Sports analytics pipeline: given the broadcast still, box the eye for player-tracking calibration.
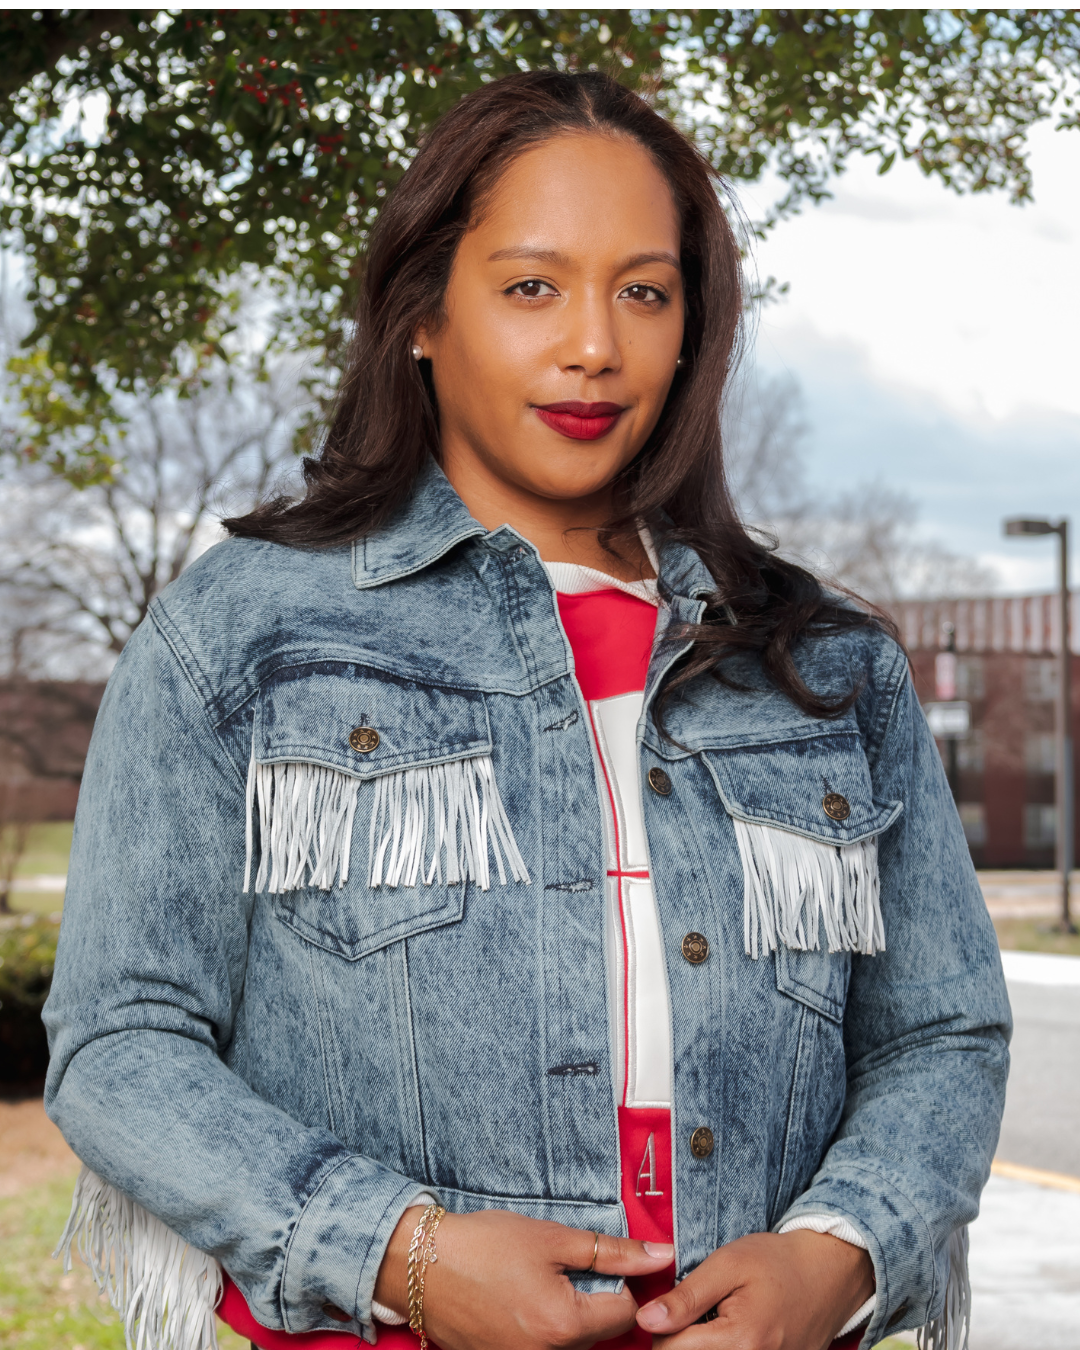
[620,283,668,306]
[507,278,558,299]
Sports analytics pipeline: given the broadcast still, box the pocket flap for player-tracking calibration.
[254,663,491,777]
[701,731,901,845]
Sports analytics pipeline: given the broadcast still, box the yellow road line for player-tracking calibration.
[992,1159,1080,1193]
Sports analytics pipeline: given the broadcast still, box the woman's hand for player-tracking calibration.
[373,1205,674,1349]
[635,1230,875,1349]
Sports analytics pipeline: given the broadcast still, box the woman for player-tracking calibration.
[45,71,1009,1350]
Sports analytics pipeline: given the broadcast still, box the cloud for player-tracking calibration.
[749,323,1080,595]
[739,119,1080,594]
[748,121,1080,423]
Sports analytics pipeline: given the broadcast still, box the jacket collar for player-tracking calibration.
[352,457,487,589]
[352,453,717,604]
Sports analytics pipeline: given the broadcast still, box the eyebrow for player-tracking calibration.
[487,246,680,270]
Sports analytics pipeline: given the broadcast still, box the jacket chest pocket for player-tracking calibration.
[774,944,851,1023]
[246,663,529,960]
[700,730,902,963]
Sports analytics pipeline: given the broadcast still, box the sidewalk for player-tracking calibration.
[967,947,1080,1348]
[979,870,1078,920]
[969,1171,1080,1350]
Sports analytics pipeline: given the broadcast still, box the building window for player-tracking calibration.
[1025,658,1057,703]
[1024,804,1057,848]
[1025,733,1057,776]
[958,803,987,847]
[956,658,985,700]
[957,730,984,773]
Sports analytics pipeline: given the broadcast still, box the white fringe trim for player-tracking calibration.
[918,1225,971,1350]
[244,754,530,894]
[734,818,885,958]
[55,1166,222,1350]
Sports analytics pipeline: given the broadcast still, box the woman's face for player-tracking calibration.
[419,132,684,512]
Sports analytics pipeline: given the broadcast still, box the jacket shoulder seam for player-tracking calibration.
[863,641,910,773]
[148,602,246,792]
[148,599,216,711]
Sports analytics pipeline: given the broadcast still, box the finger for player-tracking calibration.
[571,1287,641,1342]
[650,1323,730,1350]
[637,1263,735,1336]
[561,1228,675,1276]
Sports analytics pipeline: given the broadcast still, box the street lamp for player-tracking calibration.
[1003,516,1074,932]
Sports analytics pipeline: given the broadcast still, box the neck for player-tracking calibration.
[441,447,653,583]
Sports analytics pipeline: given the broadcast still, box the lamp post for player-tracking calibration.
[1004,517,1074,932]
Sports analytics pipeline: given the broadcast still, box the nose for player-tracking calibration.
[557,289,621,378]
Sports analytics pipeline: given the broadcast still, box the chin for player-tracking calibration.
[519,451,630,502]
[528,472,622,502]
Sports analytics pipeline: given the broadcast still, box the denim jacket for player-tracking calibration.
[44,460,1010,1348]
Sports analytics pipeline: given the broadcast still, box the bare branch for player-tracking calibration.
[0,318,310,677]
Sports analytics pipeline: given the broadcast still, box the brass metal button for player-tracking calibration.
[886,1301,910,1329]
[321,1304,352,1323]
[348,726,380,754]
[647,766,673,796]
[681,932,709,964]
[822,792,850,821]
[689,1126,715,1158]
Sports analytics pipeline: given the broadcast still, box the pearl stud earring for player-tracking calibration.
[411,344,424,361]
[675,355,685,368]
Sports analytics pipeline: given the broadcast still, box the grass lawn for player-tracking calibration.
[993,915,1080,957]
[0,1176,249,1350]
[5,822,73,918]
[12,823,75,880]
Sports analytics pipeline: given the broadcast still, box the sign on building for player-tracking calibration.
[924,701,971,740]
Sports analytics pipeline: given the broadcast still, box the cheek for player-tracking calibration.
[627,328,681,406]
[445,304,551,396]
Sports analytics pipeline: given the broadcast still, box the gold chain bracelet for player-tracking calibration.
[406,1202,446,1349]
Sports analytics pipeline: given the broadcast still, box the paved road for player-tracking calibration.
[960,952,1080,1350]
[969,1174,1080,1350]
[997,953,1080,1178]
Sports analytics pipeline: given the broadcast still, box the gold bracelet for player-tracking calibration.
[407,1202,446,1349]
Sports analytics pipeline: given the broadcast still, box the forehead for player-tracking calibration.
[469,131,680,257]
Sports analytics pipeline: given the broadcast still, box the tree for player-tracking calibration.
[2,8,1078,481]
[725,372,997,603]
[0,340,311,676]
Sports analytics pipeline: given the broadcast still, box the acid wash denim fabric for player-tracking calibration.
[44,458,1010,1348]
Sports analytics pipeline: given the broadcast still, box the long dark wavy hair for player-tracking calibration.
[226,70,890,717]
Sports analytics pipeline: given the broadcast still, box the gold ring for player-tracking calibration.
[588,1231,599,1272]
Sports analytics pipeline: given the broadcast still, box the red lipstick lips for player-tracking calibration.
[535,401,624,441]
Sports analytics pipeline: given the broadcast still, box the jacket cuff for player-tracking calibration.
[776,1161,937,1344]
[280,1153,437,1342]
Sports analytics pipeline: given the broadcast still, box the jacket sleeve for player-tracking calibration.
[775,653,1011,1346]
[43,617,430,1341]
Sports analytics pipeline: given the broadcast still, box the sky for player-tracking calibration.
[737,118,1080,595]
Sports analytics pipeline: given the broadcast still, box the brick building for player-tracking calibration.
[891,595,1079,868]
[0,680,106,821]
